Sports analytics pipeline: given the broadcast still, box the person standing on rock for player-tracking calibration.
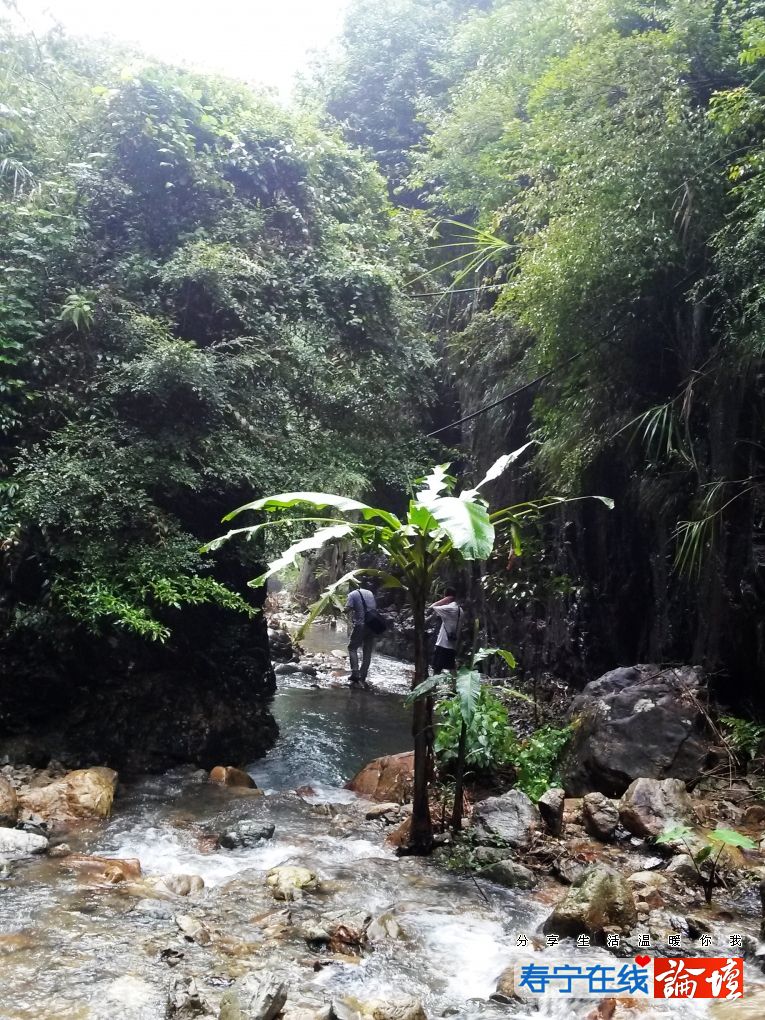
[430,588,463,673]
[345,581,380,686]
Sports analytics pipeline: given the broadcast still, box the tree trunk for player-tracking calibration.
[409,591,433,853]
[450,719,467,833]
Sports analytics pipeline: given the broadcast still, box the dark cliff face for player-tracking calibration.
[470,448,765,706]
[0,598,277,773]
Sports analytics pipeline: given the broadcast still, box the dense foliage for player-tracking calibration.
[319,0,765,697]
[0,26,431,660]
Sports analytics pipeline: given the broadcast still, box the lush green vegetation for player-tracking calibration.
[317,0,765,696]
[0,27,431,666]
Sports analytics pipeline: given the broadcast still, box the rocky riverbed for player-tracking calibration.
[2,642,765,1019]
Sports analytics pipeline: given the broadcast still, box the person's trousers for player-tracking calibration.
[348,624,376,680]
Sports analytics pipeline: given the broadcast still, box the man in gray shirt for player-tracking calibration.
[345,583,378,686]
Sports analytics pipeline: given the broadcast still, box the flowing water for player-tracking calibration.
[0,639,748,1018]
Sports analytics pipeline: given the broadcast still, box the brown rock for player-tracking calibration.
[744,804,765,827]
[62,854,142,884]
[346,752,414,804]
[385,816,412,848]
[583,792,619,842]
[618,777,694,838]
[0,776,18,827]
[18,767,117,826]
[208,766,256,789]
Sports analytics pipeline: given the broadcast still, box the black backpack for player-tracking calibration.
[361,590,388,635]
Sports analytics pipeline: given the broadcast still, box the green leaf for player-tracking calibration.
[709,828,756,850]
[461,442,535,499]
[250,524,354,587]
[225,492,401,530]
[456,668,482,725]
[426,496,495,560]
[415,463,455,501]
[694,846,712,864]
[472,646,517,670]
[405,673,451,703]
[656,823,693,845]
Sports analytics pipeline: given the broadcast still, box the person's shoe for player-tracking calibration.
[349,673,362,685]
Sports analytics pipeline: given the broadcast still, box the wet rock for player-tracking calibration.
[0,828,48,858]
[365,802,400,820]
[537,788,564,836]
[220,821,275,849]
[542,865,638,940]
[156,873,205,896]
[583,792,619,842]
[367,912,404,941]
[267,865,318,900]
[0,776,18,827]
[384,817,411,848]
[346,753,414,804]
[175,914,213,946]
[133,898,174,919]
[303,910,371,953]
[470,789,540,849]
[18,766,117,825]
[562,664,711,796]
[619,777,694,838]
[168,975,212,1017]
[209,766,257,789]
[665,853,699,884]
[274,662,303,675]
[282,1009,331,1020]
[62,853,141,883]
[331,996,427,1020]
[481,859,537,889]
[711,991,765,1018]
[219,972,288,1020]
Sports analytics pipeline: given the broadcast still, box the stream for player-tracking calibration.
[0,634,735,1019]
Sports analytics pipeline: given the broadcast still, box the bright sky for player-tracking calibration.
[12,0,350,96]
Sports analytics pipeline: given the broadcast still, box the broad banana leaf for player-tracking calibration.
[225,491,401,530]
[250,523,354,587]
[426,496,495,560]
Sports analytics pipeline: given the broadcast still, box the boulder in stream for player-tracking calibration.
[155,873,205,897]
[0,827,48,858]
[18,766,117,826]
[470,789,540,849]
[346,752,414,804]
[168,975,212,1017]
[618,777,694,838]
[220,821,275,849]
[219,972,287,1020]
[0,776,18,827]
[542,865,638,940]
[481,859,537,889]
[61,853,141,884]
[331,996,427,1020]
[209,766,257,789]
[562,664,711,796]
[267,865,318,900]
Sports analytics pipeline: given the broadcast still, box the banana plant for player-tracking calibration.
[206,445,613,853]
[408,646,528,831]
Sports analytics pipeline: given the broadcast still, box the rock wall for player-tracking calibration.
[0,598,277,773]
